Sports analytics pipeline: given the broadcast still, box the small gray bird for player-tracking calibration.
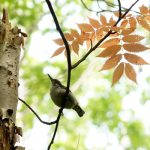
[48,74,85,117]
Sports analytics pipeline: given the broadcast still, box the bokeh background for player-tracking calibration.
[0,0,150,149]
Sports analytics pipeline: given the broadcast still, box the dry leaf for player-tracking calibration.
[99,38,120,48]
[51,47,65,57]
[122,35,145,43]
[71,40,79,54]
[53,38,64,45]
[129,17,137,28]
[121,27,135,35]
[124,53,149,65]
[137,16,150,31]
[108,17,116,26]
[120,19,128,28]
[145,15,150,23]
[100,54,122,70]
[114,11,122,18]
[100,15,107,25]
[88,17,101,28]
[78,23,94,32]
[125,63,137,83]
[97,45,121,57]
[64,33,74,41]
[139,5,149,14]
[123,43,149,52]
[70,29,79,38]
[112,62,124,86]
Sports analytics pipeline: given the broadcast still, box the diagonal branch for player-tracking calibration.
[72,0,139,69]
[18,98,57,125]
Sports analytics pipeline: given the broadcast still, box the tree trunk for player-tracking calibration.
[0,9,25,150]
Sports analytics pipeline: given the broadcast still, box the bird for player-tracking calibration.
[48,74,85,117]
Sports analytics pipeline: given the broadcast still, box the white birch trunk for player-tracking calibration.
[0,9,24,122]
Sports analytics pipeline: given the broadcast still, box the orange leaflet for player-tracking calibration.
[53,38,64,45]
[70,29,79,39]
[88,17,101,29]
[112,62,124,86]
[97,45,121,57]
[124,53,149,65]
[121,27,135,36]
[139,5,149,14]
[99,38,120,48]
[77,23,94,32]
[51,47,65,57]
[125,63,137,83]
[64,33,74,41]
[120,19,128,28]
[100,54,122,70]
[123,43,149,52]
[71,40,79,54]
[129,17,137,28]
[100,15,107,25]
[137,16,150,31]
[122,35,145,43]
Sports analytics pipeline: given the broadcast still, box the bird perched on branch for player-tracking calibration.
[48,74,85,117]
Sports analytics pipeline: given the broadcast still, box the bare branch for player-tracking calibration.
[18,98,57,125]
[45,0,72,149]
[117,0,122,20]
[45,0,72,92]
[72,0,139,69]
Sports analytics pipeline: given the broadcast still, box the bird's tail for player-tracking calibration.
[73,105,85,117]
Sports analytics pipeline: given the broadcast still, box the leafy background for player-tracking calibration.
[1,0,150,150]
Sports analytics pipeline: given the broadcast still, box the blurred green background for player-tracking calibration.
[0,0,150,150]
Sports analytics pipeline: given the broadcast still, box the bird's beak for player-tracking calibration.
[48,74,53,83]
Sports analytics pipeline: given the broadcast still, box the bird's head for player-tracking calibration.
[48,74,63,87]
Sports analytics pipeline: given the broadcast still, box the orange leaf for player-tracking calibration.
[97,45,121,57]
[112,62,124,86]
[100,54,122,70]
[64,33,74,41]
[139,5,149,14]
[124,53,149,65]
[120,19,128,28]
[71,40,79,54]
[123,43,149,52]
[129,17,137,28]
[108,17,116,26]
[51,47,65,57]
[125,63,137,83]
[137,16,150,31]
[70,29,79,38]
[145,15,150,23]
[88,17,101,28]
[122,35,145,43]
[53,38,64,45]
[100,15,107,25]
[99,38,120,48]
[121,27,135,35]
[78,23,94,32]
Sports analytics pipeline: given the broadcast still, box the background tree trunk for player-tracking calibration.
[0,9,25,150]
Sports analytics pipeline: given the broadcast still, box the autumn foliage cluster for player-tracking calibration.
[52,5,150,85]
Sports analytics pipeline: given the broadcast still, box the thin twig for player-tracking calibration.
[47,108,62,150]
[18,98,57,125]
[45,0,72,149]
[45,0,71,92]
[72,0,139,69]
[117,0,122,20]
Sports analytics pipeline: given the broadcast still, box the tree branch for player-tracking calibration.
[18,98,57,125]
[72,0,139,69]
[45,0,72,149]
